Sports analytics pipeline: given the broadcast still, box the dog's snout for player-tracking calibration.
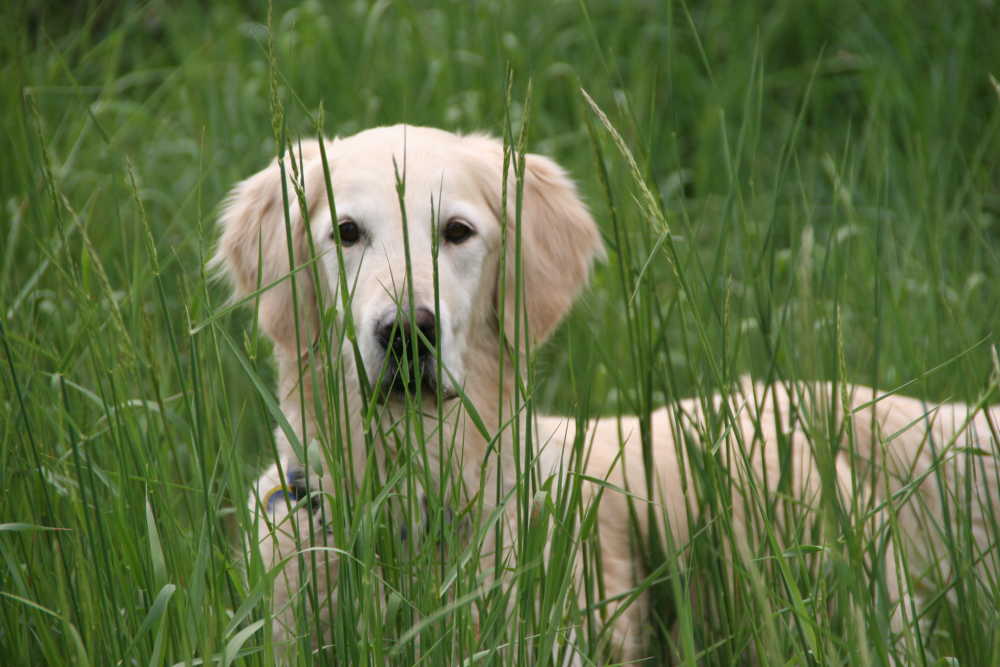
[376,306,437,357]
[371,305,448,398]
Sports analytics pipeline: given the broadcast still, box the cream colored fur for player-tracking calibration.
[215,124,999,662]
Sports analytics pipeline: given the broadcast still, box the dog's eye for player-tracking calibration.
[442,218,475,245]
[335,219,362,246]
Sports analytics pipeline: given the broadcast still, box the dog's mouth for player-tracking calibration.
[368,308,460,403]
[374,353,456,402]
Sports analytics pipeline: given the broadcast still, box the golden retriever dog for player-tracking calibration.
[214,124,999,662]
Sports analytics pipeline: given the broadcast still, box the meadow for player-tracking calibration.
[2,0,999,664]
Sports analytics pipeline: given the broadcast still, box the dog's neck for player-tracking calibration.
[270,328,532,501]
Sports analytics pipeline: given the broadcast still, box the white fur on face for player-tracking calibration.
[310,129,501,399]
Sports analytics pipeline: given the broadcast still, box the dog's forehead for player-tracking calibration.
[329,126,493,201]
[336,124,467,154]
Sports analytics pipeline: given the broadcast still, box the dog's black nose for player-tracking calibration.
[376,307,437,358]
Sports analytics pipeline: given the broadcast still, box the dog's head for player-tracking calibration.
[214,125,603,401]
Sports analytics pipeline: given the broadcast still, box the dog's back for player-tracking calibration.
[559,378,999,657]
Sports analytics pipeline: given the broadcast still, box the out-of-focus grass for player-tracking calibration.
[2,1,998,664]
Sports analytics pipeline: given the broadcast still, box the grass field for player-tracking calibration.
[3,0,1000,664]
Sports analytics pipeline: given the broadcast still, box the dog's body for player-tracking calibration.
[215,125,999,661]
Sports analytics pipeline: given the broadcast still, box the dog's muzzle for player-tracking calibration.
[374,306,443,398]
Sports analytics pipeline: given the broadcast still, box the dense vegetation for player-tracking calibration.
[3,1,999,664]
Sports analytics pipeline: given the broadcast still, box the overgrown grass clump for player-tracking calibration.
[2,1,999,665]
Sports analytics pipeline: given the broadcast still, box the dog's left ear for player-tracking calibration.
[504,153,605,347]
[211,142,329,360]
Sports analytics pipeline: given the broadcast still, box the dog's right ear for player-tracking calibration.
[212,141,328,358]
[512,152,605,347]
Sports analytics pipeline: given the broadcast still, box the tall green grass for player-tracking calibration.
[3,0,999,664]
